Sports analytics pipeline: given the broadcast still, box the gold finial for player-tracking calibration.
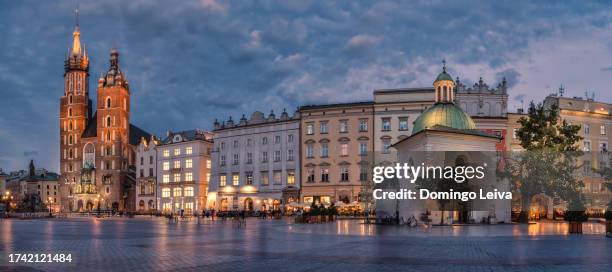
[71,3,82,55]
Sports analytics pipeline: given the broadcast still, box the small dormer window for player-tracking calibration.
[173,135,182,143]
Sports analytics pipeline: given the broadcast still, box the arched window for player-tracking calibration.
[443,86,448,101]
[106,97,111,108]
[69,135,73,145]
[69,121,73,131]
[69,95,73,104]
[68,108,72,117]
[106,116,112,127]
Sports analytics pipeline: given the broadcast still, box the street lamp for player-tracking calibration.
[96,194,101,217]
[47,197,53,217]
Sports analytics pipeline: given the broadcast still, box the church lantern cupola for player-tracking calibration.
[99,48,129,90]
[433,60,455,103]
[64,7,88,73]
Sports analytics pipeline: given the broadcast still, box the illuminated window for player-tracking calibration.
[206,159,211,169]
[185,159,193,168]
[174,148,180,156]
[232,173,240,186]
[186,146,193,154]
[246,172,253,185]
[162,174,169,183]
[206,173,210,182]
[184,187,194,197]
[601,125,606,135]
[219,175,227,187]
[185,172,193,182]
[162,188,170,197]
[163,161,169,171]
[173,173,181,182]
[163,150,169,157]
[173,160,180,169]
[341,143,349,156]
[287,170,295,184]
[173,188,181,197]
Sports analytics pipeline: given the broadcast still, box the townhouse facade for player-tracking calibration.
[299,102,374,206]
[135,136,158,212]
[210,110,300,212]
[157,130,213,214]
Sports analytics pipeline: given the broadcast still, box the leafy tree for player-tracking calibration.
[596,156,612,216]
[503,102,583,222]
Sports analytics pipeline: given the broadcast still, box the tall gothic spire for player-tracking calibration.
[72,5,81,56]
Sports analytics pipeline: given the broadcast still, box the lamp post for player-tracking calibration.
[96,194,101,217]
[47,197,53,217]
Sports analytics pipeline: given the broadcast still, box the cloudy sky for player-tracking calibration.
[1,0,612,172]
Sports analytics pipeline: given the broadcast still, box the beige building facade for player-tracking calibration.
[299,102,374,206]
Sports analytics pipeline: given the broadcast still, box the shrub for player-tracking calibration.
[564,211,588,222]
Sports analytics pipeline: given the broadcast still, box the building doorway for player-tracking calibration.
[244,198,254,211]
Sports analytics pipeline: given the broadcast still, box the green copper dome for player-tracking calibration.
[412,102,476,135]
[434,70,453,83]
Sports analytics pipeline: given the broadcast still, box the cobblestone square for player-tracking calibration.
[0,217,610,271]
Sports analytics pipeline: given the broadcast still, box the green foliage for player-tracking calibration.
[309,202,320,216]
[516,102,582,151]
[500,101,584,219]
[564,196,587,222]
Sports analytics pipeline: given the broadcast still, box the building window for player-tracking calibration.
[382,118,391,131]
[287,149,294,161]
[382,139,391,154]
[163,150,169,157]
[233,140,239,148]
[246,153,253,164]
[106,116,111,127]
[274,151,281,162]
[106,97,111,108]
[173,188,181,197]
[232,173,240,186]
[184,187,194,197]
[321,143,329,157]
[320,122,328,134]
[512,129,518,139]
[340,167,349,182]
[173,173,181,182]
[185,172,193,182]
[273,171,282,185]
[162,161,169,171]
[307,144,314,158]
[600,142,608,153]
[583,160,591,176]
[321,168,329,182]
[162,174,169,183]
[233,154,239,165]
[601,125,606,135]
[186,147,193,155]
[206,159,211,169]
[173,160,181,169]
[139,169,144,178]
[341,143,349,156]
[307,168,315,183]
[247,138,252,146]
[174,148,180,156]
[306,123,314,135]
[246,172,253,185]
[287,134,294,142]
[262,137,268,145]
[162,188,170,197]
[219,175,227,187]
[287,170,295,184]
[149,168,153,177]
[359,142,368,156]
[583,140,591,152]
[261,172,269,186]
[398,117,408,131]
[274,135,281,144]
[340,120,348,133]
[584,124,590,134]
[220,141,225,150]
[185,159,193,169]
[262,152,268,163]
[359,119,368,132]
[360,166,368,181]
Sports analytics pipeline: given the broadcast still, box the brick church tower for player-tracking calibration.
[93,49,133,211]
[59,13,90,209]
[59,9,150,213]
